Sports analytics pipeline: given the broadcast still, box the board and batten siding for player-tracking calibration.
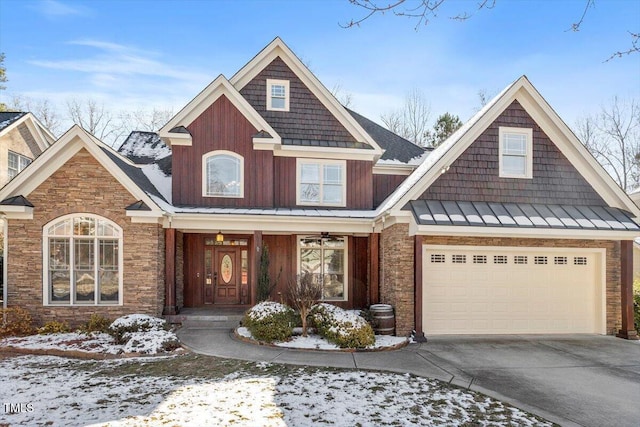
[172,95,274,207]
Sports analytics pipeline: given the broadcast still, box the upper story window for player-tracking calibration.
[266,79,290,111]
[202,150,244,198]
[44,214,122,306]
[297,159,346,207]
[499,127,533,179]
[8,151,32,180]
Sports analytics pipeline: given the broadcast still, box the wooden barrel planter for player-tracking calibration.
[370,304,395,335]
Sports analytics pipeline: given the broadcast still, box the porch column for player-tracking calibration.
[413,235,426,342]
[617,240,638,339]
[252,230,262,306]
[163,228,177,315]
[368,233,379,305]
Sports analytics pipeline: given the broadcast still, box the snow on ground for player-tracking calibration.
[0,355,552,427]
[237,326,407,350]
[1,329,179,355]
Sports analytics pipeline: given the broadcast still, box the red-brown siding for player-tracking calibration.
[373,174,408,207]
[172,95,274,207]
[273,158,373,209]
[420,100,606,205]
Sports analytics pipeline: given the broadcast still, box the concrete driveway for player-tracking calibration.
[417,335,640,427]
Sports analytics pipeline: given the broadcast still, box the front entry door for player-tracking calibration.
[204,247,241,304]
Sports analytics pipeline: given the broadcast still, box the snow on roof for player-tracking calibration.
[118,131,171,164]
[142,162,172,204]
[374,77,518,215]
[0,112,26,131]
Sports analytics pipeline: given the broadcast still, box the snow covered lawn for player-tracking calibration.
[236,326,407,350]
[0,354,554,426]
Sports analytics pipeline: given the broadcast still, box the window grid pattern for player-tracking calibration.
[494,255,508,264]
[430,254,445,263]
[554,256,568,265]
[46,216,121,305]
[514,255,528,264]
[451,254,466,264]
[8,151,32,180]
[473,255,487,264]
[574,257,588,266]
[534,256,548,265]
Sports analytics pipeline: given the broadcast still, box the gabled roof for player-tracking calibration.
[0,112,26,131]
[346,108,427,165]
[378,76,640,219]
[158,74,281,147]
[0,111,55,152]
[118,131,171,164]
[0,125,166,219]
[229,37,383,158]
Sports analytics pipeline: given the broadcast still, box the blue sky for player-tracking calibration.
[0,0,638,137]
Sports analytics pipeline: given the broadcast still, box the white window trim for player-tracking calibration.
[42,213,124,306]
[266,79,290,112]
[8,150,32,180]
[498,126,533,179]
[297,235,349,302]
[202,150,245,198]
[296,158,347,207]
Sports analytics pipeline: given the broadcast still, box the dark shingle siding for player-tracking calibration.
[346,108,426,163]
[419,101,607,206]
[239,57,361,144]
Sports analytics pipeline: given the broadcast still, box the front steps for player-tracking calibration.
[165,311,244,331]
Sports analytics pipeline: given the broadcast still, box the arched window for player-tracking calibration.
[202,151,244,198]
[43,214,122,305]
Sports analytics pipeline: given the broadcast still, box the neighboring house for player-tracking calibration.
[0,38,637,340]
[628,189,640,280]
[0,112,55,187]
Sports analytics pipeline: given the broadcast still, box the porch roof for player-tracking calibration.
[409,200,640,231]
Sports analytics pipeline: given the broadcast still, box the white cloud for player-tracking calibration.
[31,0,88,17]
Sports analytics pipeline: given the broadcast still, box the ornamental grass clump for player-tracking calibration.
[311,303,375,348]
[243,301,295,343]
[0,307,34,337]
[38,320,71,335]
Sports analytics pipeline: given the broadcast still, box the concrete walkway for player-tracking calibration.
[177,328,640,427]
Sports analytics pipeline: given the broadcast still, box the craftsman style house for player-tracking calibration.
[1,38,637,340]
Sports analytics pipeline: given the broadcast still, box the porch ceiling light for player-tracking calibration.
[216,231,224,242]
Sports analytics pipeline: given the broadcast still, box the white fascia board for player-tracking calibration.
[0,114,28,138]
[515,83,640,218]
[159,75,281,147]
[170,214,375,234]
[230,38,382,157]
[274,145,377,161]
[409,221,640,240]
[0,205,33,219]
[372,165,415,176]
[162,133,192,146]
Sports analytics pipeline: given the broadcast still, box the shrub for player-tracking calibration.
[310,303,375,348]
[0,307,34,338]
[108,314,168,345]
[38,320,71,335]
[80,314,112,335]
[243,301,295,343]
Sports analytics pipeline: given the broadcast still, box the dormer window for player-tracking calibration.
[266,79,289,111]
[202,151,244,198]
[499,127,533,179]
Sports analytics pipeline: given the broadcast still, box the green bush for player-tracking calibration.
[310,303,375,349]
[80,314,112,335]
[38,320,71,335]
[108,314,168,345]
[243,301,295,343]
[0,307,34,337]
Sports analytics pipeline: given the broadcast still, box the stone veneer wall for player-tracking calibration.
[379,224,622,336]
[6,148,165,327]
[380,224,415,336]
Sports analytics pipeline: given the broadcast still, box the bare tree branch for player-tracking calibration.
[381,88,431,146]
[567,0,595,32]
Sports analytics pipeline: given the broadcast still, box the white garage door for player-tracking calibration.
[423,246,605,335]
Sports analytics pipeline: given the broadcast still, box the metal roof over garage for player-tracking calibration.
[408,200,640,231]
